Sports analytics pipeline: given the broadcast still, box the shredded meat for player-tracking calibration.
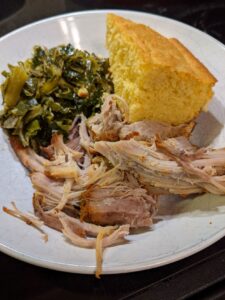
[33,194,63,231]
[120,120,194,142]
[88,95,194,143]
[3,201,48,241]
[10,137,48,173]
[7,94,225,277]
[87,94,125,141]
[81,178,157,228]
[94,138,225,195]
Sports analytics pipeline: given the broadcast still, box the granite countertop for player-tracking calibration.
[0,1,225,299]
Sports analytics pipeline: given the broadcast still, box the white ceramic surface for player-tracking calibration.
[0,10,225,275]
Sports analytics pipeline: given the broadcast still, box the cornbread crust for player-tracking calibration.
[169,38,217,84]
[106,14,217,124]
[107,14,216,84]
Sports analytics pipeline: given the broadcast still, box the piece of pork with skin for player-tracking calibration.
[33,195,130,249]
[32,161,156,228]
[81,176,158,228]
[88,95,194,143]
[119,120,195,142]
[94,139,225,195]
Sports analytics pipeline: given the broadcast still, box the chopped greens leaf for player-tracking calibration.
[0,44,114,149]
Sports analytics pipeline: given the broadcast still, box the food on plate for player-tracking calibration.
[0,14,221,277]
[0,44,113,150]
[106,14,217,124]
[6,94,225,277]
[88,96,225,196]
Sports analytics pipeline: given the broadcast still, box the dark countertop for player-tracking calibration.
[1,1,225,299]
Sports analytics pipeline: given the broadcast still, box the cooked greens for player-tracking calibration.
[0,44,113,149]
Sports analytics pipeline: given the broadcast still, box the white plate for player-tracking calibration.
[0,10,225,275]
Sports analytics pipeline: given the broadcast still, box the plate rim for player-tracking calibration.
[1,9,225,274]
[0,224,225,274]
[0,9,225,52]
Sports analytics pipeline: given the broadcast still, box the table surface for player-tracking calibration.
[1,1,225,299]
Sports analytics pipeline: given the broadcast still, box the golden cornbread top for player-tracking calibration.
[107,14,217,85]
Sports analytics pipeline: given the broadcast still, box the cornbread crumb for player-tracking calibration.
[106,14,217,124]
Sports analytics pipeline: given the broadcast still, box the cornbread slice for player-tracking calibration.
[106,14,217,124]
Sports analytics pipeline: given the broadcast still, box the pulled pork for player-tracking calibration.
[6,94,225,276]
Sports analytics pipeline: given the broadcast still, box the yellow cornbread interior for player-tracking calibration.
[106,14,217,125]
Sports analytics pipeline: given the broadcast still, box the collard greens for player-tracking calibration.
[0,44,113,150]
